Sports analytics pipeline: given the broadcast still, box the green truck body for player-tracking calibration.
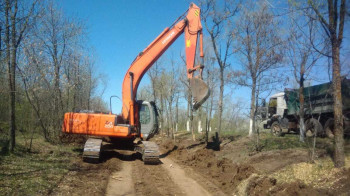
[262,78,350,137]
[285,78,350,116]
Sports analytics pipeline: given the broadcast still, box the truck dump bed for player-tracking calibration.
[285,78,350,116]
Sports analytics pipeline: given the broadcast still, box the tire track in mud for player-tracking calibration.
[161,158,215,196]
[104,149,224,196]
[106,161,135,196]
[131,159,184,196]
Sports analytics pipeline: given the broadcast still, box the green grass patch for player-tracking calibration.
[248,132,342,153]
[0,134,82,195]
[259,133,307,151]
[218,130,248,138]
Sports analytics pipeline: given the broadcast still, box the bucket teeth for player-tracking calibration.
[189,78,210,110]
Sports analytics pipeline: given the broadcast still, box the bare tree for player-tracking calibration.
[147,59,164,132]
[15,1,105,142]
[287,9,321,142]
[137,85,153,101]
[30,2,84,138]
[307,0,347,168]
[199,0,239,135]
[164,55,180,140]
[180,55,196,140]
[202,52,218,142]
[4,0,38,151]
[232,0,283,137]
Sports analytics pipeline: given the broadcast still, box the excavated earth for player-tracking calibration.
[52,133,350,196]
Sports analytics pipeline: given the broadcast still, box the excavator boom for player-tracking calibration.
[121,3,210,124]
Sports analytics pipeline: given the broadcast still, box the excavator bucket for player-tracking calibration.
[190,78,210,110]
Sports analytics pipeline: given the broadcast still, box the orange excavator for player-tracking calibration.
[62,3,210,164]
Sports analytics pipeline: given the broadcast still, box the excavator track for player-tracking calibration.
[137,141,160,164]
[83,138,103,163]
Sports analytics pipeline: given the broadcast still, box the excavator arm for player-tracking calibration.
[122,3,210,125]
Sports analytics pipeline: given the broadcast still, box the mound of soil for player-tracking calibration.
[329,168,350,195]
[235,174,277,196]
[155,135,350,195]
[269,180,329,196]
[173,147,257,194]
[245,149,309,173]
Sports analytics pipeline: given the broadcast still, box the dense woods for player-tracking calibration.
[0,0,348,169]
[0,0,107,147]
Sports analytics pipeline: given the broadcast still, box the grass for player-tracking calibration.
[0,134,82,195]
[258,133,307,151]
[247,131,342,152]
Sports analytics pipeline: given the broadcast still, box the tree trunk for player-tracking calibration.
[168,101,174,140]
[10,5,18,152]
[332,42,345,168]
[5,0,11,150]
[175,95,178,133]
[249,78,256,137]
[6,0,17,152]
[218,67,224,134]
[158,93,162,135]
[87,67,92,110]
[187,89,195,140]
[299,74,305,142]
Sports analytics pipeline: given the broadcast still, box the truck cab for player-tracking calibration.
[260,92,294,136]
[267,92,287,118]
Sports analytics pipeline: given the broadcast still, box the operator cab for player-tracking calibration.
[137,100,158,140]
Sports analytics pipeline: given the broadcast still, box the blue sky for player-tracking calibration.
[58,0,198,113]
[57,0,349,114]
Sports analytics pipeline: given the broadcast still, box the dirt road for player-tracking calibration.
[53,135,350,196]
[105,151,220,196]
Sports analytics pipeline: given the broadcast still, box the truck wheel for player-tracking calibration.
[271,121,282,136]
[324,118,334,139]
[325,116,350,138]
[305,118,324,137]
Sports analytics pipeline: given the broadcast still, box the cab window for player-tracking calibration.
[139,104,151,124]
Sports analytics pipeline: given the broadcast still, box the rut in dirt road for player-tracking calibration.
[106,161,135,196]
[104,153,222,196]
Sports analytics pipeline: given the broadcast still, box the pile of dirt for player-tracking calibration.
[235,173,277,196]
[269,180,329,195]
[159,138,177,151]
[327,168,350,195]
[245,149,309,173]
[155,135,350,195]
[235,173,331,196]
[174,147,257,194]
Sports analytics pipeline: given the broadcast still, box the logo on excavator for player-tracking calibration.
[186,40,191,47]
[162,31,175,44]
[69,118,80,123]
[105,121,113,129]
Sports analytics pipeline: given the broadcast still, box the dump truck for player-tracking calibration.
[261,78,350,137]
